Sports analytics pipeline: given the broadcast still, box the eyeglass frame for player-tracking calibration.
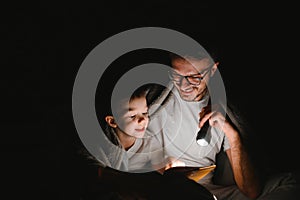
[168,63,215,86]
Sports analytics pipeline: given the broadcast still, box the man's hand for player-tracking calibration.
[164,156,186,171]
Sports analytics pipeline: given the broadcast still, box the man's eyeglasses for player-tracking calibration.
[168,64,214,86]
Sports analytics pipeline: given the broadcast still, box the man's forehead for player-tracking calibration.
[172,57,211,71]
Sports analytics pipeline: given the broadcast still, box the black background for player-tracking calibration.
[3,1,299,199]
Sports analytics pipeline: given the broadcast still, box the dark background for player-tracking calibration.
[3,1,299,199]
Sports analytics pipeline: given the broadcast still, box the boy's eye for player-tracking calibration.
[143,112,149,117]
[130,115,136,119]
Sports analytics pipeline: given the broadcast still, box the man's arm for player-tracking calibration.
[225,132,262,199]
[224,102,264,199]
[200,105,263,199]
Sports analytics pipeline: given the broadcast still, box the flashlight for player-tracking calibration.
[196,120,211,146]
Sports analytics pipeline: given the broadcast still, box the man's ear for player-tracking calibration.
[105,116,117,128]
[210,62,219,77]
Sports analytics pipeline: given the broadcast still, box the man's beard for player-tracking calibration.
[180,87,208,102]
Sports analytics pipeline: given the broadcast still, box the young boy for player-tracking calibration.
[98,83,167,173]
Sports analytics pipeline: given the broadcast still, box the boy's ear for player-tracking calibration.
[105,116,117,128]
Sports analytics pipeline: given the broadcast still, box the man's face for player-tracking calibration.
[170,56,215,102]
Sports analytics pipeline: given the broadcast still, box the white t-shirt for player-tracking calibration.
[94,132,164,173]
[147,83,230,182]
[127,135,165,173]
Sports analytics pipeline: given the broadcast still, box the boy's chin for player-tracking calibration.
[134,132,146,139]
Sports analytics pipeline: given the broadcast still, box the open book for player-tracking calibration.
[163,165,216,182]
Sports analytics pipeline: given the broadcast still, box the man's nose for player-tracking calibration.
[179,77,191,89]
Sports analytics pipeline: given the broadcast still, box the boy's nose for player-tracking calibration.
[138,116,145,123]
[137,116,147,123]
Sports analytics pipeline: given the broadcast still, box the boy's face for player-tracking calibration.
[117,96,149,138]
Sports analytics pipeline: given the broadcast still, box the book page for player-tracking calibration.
[164,165,216,182]
[186,165,216,182]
